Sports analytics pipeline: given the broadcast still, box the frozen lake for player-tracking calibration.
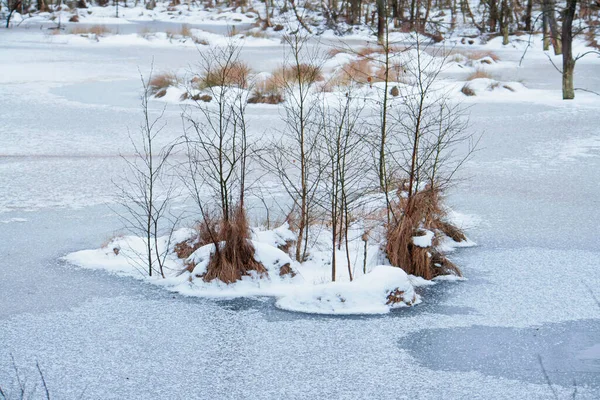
[0,27,599,398]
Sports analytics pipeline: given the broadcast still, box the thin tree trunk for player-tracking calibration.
[543,0,562,55]
[562,0,577,99]
[543,13,550,50]
[376,0,386,43]
[524,0,533,31]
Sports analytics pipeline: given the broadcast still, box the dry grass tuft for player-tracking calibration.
[199,61,250,89]
[180,24,192,38]
[461,84,476,96]
[149,72,177,95]
[166,24,192,40]
[175,219,220,260]
[271,64,324,87]
[355,45,403,57]
[279,263,296,277]
[468,50,500,62]
[248,90,284,104]
[202,207,268,284]
[248,75,285,104]
[466,69,492,81]
[386,288,417,305]
[324,58,405,91]
[191,93,212,102]
[193,37,209,46]
[71,25,111,36]
[385,186,463,280]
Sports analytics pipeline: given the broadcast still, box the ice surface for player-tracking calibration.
[1,27,599,399]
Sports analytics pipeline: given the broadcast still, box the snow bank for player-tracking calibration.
[275,265,420,315]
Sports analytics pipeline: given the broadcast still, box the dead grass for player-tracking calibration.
[270,64,324,87]
[248,89,284,104]
[175,219,220,260]
[199,61,250,89]
[180,24,192,37]
[166,24,192,40]
[323,58,405,91]
[149,72,177,95]
[202,207,268,284]
[70,25,111,36]
[461,84,476,96]
[191,94,212,102]
[139,27,156,39]
[355,45,403,57]
[247,76,284,104]
[385,186,463,280]
[466,69,492,81]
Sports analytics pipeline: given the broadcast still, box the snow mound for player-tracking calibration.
[275,265,420,315]
[186,239,294,278]
[461,78,526,97]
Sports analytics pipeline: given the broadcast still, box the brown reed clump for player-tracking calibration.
[385,186,463,280]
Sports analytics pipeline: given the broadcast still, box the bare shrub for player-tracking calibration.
[181,43,259,283]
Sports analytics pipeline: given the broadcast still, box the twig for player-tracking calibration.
[543,51,563,74]
[36,361,51,400]
[582,281,600,308]
[537,354,559,400]
[574,88,600,96]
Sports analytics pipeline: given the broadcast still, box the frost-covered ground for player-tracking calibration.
[1,26,599,398]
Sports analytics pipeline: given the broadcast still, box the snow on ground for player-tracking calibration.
[276,265,420,314]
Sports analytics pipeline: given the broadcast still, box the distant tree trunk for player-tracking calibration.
[423,0,432,32]
[500,0,510,45]
[524,0,532,31]
[37,0,48,11]
[377,0,386,43]
[561,0,577,99]
[487,0,499,32]
[409,0,416,29]
[349,0,361,24]
[542,0,562,55]
[543,13,550,50]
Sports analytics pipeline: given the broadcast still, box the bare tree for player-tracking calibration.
[261,33,326,262]
[318,88,370,281]
[115,71,178,278]
[183,42,251,221]
[383,34,476,278]
[181,42,264,283]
